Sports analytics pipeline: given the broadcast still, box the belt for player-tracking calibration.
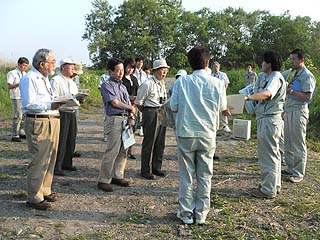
[26,114,60,119]
[143,106,160,109]
[108,114,128,116]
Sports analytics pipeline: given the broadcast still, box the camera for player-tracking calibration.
[159,97,166,104]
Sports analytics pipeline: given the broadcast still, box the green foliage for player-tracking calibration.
[83,1,320,71]
[0,67,12,118]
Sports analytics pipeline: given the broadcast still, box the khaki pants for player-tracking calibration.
[284,109,309,178]
[257,116,282,197]
[11,99,25,137]
[25,116,60,203]
[177,137,215,223]
[98,116,128,183]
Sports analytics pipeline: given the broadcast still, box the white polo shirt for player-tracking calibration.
[7,67,26,99]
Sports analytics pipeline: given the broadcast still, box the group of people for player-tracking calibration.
[6,47,316,226]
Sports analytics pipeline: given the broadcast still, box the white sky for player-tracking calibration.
[0,0,318,66]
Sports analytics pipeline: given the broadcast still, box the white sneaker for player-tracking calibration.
[222,125,232,133]
[177,211,194,224]
[138,128,144,136]
[289,176,304,183]
[196,219,206,225]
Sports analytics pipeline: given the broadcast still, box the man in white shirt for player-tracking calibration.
[212,61,232,133]
[51,59,83,176]
[20,48,64,210]
[171,46,229,224]
[7,57,29,142]
[133,57,148,136]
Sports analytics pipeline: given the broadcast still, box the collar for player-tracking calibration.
[31,67,48,80]
[110,77,123,84]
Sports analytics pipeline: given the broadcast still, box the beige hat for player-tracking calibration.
[74,63,83,75]
[175,69,187,78]
[152,59,170,70]
[60,58,76,66]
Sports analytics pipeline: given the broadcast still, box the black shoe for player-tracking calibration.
[73,151,81,157]
[213,154,219,160]
[19,134,26,139]
[140,173,155,180]
[128,153,136,159]
[11,137,22,142]
[152,170,167,177]
[54,170,65,176]
[62,166,77,171]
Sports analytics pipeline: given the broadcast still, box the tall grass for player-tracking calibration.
[0,67,13,118]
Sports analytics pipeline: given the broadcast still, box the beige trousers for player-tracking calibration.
[98,116,128,183]
[25,116,60,203]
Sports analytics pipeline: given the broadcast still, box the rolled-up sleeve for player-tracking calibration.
[170,80,179,112]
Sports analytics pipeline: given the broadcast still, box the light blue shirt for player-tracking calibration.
[20,67,58,114]
[170,69,227,138]
[254,71,286,120]
[284,66,316,111]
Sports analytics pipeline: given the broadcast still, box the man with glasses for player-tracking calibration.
[51,59,83,176]
[20,49,64,210]
[136,59,169,180]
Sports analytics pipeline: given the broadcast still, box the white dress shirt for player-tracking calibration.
[20,67,58,115]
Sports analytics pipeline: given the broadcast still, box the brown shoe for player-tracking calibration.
[97,182,113,192]
[44,193,58,202]
[111,178,130,187]
[26,200,51,210]
[251,188,275,199]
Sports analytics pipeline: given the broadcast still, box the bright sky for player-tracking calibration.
[0,0,318,66]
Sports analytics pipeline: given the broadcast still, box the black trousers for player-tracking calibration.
[141,107,166,174]
[55,111,77,170]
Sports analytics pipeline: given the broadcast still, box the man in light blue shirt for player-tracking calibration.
[170,46,229,224]
[283,49,316,183]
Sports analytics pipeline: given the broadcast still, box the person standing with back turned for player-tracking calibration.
[20,48,64,210]
[171,46,228,224]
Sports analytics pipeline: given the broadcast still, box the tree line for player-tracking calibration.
[83,0,320,71]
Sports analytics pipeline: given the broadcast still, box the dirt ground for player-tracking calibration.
[0,107,319,239]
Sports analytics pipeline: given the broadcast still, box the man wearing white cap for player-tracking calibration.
[51,59,81,176]
[136,59,169,180]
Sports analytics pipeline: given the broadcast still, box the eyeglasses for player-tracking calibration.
[45,60,56,64]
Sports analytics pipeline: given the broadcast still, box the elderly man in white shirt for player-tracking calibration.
[212,61,232,133]
[51,59,82,176]
[20,48,64,210]
[7,57,29,142]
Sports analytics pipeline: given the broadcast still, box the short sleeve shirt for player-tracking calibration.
[101,77,131,115]
[212,71,230,86]
[136,76,167,108]
[7,68,25,99]
[284,67,316,112]
[255,71,286,119]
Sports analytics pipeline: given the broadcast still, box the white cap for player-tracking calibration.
[152,59,170,70]
[175,69,187,78]
[60,58,76,66]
